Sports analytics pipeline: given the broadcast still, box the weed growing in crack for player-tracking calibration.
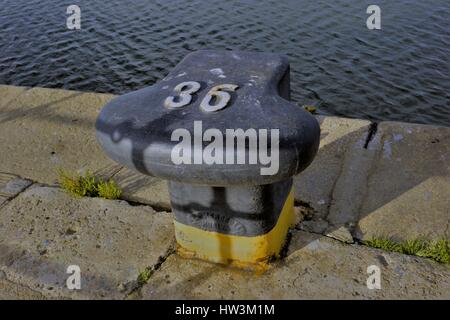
[401,239,428,255]
[364,238,402,253]
[137,267,153,285]
[416,239,450,265]
[58,169,122,200]
[364,237,450,265]
[97,179,122,199]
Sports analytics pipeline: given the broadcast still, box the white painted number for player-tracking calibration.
[164,81,201,109]
[200,84,239,113]
[164,81,238,112]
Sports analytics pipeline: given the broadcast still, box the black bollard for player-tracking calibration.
[95,50,320,266]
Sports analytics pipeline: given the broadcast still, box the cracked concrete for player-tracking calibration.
[326,120,381,229]
[295,117,450,243]
[137,231,449,299]
[0,85,449,299]
[355,122,450,241]
[127,245,176,299]
[294,116,372,224]
[294,116,382,239]
[0,173,32,207]
[0,185,174,299]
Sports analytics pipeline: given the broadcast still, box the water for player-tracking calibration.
[1,0,449,126]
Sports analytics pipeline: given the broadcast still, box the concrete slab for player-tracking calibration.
[0,276,47,300]
[355,122,450,241]
[0,85,28,109]
[0,86,118,185]
[294,116,373,230]
[0,173,32,207]
[137,230,449,299]
[1,86,449,300]
[0,185,175,299]
[0,86,170,208]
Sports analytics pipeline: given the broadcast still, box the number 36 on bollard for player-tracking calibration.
[164,81,239,112]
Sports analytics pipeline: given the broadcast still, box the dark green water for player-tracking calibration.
[1,0,449,125]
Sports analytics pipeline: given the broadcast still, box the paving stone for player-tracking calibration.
[355,122,450,241]
[0,173,32,207]
[137,230,449,300]
[0,185,175,299]
[0,275,47,299]
[0,85,28,109]
[0,86,117,185]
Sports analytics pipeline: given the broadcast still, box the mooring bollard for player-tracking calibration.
[95,50,320,267]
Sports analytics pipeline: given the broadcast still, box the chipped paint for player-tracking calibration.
[232,53,241,60]
[210,68,224,76]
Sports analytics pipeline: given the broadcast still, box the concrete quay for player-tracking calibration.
[0,85,448,299]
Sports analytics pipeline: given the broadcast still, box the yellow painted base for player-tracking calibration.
[174,187,295,267]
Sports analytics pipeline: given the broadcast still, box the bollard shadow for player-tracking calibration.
[170,185,277,266]
[289,116,449,254]
[0,92,89,127]
[112,169,166,195]
[174,187,233,265]
[92,163,123,181]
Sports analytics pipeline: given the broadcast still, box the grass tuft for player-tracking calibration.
[58,170,122,200]
[364,237,450,265]
[416,239,450,265]
[97,180,123,200]
[137,267,153,285]
[363,238,402,253]
[401,238,427,256]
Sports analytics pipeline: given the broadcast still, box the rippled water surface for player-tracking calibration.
[1,0,449,125]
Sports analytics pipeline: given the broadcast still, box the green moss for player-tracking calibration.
[364,237,450,265]
[58,170,122,200]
